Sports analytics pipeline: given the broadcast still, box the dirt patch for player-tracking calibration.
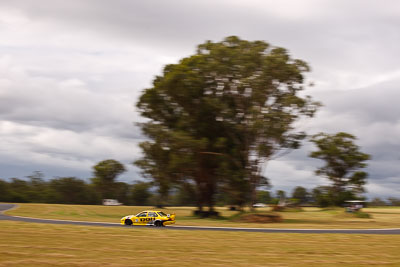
[235,213,282,223]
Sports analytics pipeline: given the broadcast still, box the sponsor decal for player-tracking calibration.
[140,218,156,222]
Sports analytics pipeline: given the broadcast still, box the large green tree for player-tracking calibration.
[91,159,126,199]
[310,132,370,205]
[291,186,308,204]
[136,36,319,211]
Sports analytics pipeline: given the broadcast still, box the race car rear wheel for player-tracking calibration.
[124,219,133,225]
[154,221,164,227]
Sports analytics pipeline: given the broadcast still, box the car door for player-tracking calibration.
[147,212,158,224]
[135,211,148,225]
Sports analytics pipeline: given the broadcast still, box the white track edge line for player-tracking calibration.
[9,215,120,225]
[0,204,19,214]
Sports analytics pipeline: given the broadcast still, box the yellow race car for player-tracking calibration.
[121,210,176,227]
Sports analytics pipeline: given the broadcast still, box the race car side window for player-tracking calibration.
[148,212,157,217]
[137,212,147,217]
[157,212,167,217]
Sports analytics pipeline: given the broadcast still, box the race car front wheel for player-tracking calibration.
[124,219,133,225]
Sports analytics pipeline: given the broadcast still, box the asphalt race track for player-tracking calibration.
[1,203,400,234]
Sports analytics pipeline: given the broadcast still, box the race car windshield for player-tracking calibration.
[157,212,167,216]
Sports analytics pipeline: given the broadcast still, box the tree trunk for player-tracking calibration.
[196,181,204,212]
[249,162,261,211]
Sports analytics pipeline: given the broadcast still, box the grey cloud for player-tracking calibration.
[0,121,143,181]
[0,55,147,139]
[3,0,400,63]
[314,79,400,124]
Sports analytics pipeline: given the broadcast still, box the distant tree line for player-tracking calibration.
[255,186,400,207]
[0,160,152,206]
[2,169,398,207]
[369,197,400,206]
[0,175,196,206]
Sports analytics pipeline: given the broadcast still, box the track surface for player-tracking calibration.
[1,203,400,234]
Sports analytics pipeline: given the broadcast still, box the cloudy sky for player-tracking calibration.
[1,0,399,198]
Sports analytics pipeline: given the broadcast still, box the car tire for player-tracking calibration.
[125,219,133,225]
[155,221,164,227]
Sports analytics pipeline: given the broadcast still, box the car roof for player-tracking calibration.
[140,210,163,212]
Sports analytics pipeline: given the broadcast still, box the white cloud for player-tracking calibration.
[367,181,400,197]
[0,120,142,179]
[265,158,327,190]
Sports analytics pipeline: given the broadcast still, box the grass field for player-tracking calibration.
[2,204,400,266]
[1,220,400,266]
[5,203,400,229]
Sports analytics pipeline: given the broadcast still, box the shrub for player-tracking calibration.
[354,211,371,218]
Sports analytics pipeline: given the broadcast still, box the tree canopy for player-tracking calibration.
[291,186,308,204]
[91,159,126,199]
[136,36,320,211]
[310,132,370,205]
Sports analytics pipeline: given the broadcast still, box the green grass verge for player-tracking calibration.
[1,221,400,266]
